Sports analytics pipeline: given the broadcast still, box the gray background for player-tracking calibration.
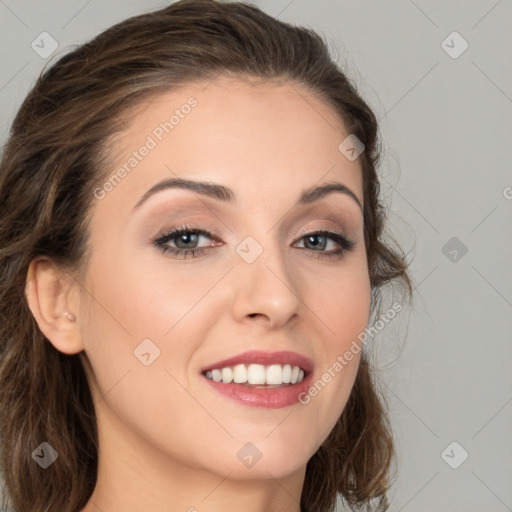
[1,1,511,510]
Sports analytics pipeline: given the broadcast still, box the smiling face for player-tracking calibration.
[76,75,371,483]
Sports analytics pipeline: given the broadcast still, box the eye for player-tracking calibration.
[153,225,355,260]
[293,230,355,260]
[153,224,219,259]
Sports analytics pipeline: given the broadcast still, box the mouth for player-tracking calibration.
[202,363,307,387]
[200,350,313,408]
[201,349,313,385]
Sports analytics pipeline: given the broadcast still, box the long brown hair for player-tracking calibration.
[0,1,412,511]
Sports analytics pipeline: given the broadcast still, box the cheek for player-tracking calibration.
[84,244,224,342]
[306,252,371,344]
[320,277,370,339]
[298,255,371,434]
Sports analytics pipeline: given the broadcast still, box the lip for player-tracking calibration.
[200,350,314,374]
[200,350,314,409]
[202,371,314,408]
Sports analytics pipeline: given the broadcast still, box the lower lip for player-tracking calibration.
[202,373,313,409]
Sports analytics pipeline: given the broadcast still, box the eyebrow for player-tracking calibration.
[133,178,363,212]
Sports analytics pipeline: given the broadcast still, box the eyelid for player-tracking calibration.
[152,223,220,246]
[293,224,347,241]
[153,221,349,245]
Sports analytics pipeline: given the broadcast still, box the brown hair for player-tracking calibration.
[0,1,412,511]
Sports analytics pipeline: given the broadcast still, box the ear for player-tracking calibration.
[25,257,85,355]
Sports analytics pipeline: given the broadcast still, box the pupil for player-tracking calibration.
[307,235,326,250]
[177,232,197,248]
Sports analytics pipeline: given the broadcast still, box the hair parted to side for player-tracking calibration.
[0,1,412,511]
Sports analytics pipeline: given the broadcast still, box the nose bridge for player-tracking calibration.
[230,230,302,327]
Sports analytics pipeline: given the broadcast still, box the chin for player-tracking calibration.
[212,434,316,480]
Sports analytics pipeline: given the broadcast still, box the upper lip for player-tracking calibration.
[201,350,313,375]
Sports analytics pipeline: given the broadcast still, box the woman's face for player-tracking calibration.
[78,76,370,481]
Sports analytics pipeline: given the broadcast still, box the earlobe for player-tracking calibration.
[25,258,84,355]
[59,311,77,322]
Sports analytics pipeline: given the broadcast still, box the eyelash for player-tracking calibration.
[153,223,356,260]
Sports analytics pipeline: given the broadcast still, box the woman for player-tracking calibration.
[0,1,411,511]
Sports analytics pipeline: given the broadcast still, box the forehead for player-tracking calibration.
[96,75,363,214]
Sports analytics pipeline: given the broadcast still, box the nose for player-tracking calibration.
[230,243,303,329]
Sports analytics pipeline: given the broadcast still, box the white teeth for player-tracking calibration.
[221,367,233,384]
[266,364,283,385]
[233,364,247,383]
[204,363,306,385]
[282,364,292,383]
[211,369,222,382]
[247,364,266,385]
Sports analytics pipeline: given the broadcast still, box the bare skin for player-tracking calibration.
[26,75,370,512]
